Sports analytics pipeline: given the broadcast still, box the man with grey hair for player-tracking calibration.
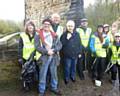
[51,13,64,39]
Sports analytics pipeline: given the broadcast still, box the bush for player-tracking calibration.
[0,20,24,34]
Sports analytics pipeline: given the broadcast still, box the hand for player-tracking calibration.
[78,54,82,58]
[48,49,54,55]
[46,45,51,50]
[18,59,23,65]
[67,33,72,40]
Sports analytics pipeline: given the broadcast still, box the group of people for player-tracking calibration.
[18,13,120,96]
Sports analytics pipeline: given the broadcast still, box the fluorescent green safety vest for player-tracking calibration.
[35,51,41,60]
[20,33,35,60]
[77,27,92,48]
[111,45,120,65]
[20,33,41,60]
[92,35,106,57]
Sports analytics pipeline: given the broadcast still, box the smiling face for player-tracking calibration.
[51,13,60,24]
[66,20,75,33]
[43,21,51,32]
[25,21,35,35]
[80,21,88,28]
[67,25,74,32]
[97,26,103,34]
[104,26,109,33]
[115,36,120,43]
[114,33,120,43]
[27,23,34,32]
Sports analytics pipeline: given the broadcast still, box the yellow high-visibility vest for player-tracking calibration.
[92,35,106,57]
[77,27,92,48]
[111,45,120,65]
[20,33,35,60]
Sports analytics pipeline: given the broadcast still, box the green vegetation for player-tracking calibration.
[0,61,20,91]
[0,20,24,34]
[85,0,120,31]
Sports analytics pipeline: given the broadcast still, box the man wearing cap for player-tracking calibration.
[76,18,92,80]
[34,19,62,96]
[109,32,120,90]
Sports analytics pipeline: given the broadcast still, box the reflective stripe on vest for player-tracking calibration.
[20,33,35,60]
[111,45,120,65]
[93,35,106,57]
[77,28,91,48]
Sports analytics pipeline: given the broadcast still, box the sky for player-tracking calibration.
[84,0,95,8]
[0,0,94,22]
[0,0,25,21]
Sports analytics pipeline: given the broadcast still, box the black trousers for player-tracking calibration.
[92,57,106,80]
[77,53,85,79]
[111,63,120,84]
[77,51,92,79]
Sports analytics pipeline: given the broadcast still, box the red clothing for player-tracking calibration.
[36,29,56,44]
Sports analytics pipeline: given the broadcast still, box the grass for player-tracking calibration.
[0,60,21,91]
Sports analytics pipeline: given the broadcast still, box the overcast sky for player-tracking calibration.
[0,0,94,21]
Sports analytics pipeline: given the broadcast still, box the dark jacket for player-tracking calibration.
[60,31,82,58]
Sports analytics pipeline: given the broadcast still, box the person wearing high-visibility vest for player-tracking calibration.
[89,25,109,86]
[47,13,64,86]
[103,24,111,71]
[18,20,37,91]
[51,13,64,39]
[76,18,92,80]
[34,19,62,96]
[103,24,111,43]
[109,32,120,90]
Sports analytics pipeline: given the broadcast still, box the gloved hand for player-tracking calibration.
[78,54,82,58]
[18,58,24,65]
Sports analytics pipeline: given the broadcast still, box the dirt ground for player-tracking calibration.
[0,61,119,96]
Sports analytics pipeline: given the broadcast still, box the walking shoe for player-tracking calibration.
[111,80,116,86]
[50,89,62,95]
[39,92,45,96]
[79,76,85,80]
[64,79,69,85]
[70,77,76,83]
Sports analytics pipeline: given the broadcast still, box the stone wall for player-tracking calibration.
[25,0,71,27]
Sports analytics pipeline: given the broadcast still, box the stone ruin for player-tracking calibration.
[25,0,85,27]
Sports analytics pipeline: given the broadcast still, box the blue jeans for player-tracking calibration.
[38,57,58,93]
[64,57,77,81]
